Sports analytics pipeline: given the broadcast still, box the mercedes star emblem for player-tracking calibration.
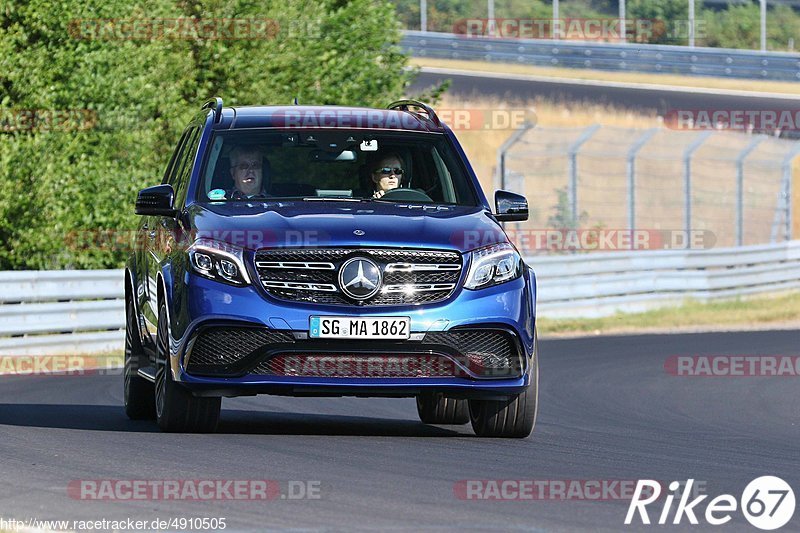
[339,257,381,300]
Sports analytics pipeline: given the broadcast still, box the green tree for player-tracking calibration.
[0,0,414,269]
[627,0,688,45]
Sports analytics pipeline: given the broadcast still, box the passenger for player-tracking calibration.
[369,153,405,199]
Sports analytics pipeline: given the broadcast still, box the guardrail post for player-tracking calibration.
[567,125,601,225]
[626,128,658,234]
[683,131,713,248]
[736,135,766,246]
[496,121,535,192]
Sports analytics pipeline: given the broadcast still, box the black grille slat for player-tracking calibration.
[254,248,462,306]
[259,269,334,283]
[384,271,459,284]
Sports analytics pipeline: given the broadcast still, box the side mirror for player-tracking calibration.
[494,190,528,222]
[136,184,177,217]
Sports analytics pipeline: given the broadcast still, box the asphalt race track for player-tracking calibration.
[410,69,800,117]
[0,330,798,531]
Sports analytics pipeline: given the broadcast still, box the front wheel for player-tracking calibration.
[469,342,539,438]
[154,302,221,433]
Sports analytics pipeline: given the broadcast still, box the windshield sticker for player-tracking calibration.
[208,189,227,200]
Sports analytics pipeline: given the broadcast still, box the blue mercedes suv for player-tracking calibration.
[125,97,538,437]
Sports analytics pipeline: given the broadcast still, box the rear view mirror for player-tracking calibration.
[136,184,177,217]
[494,190,528,222]
[308,150,357,162]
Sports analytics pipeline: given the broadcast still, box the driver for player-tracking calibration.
[227,145,269,199]
[369,153,404,199]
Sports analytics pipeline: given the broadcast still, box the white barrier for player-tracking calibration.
[0,241,797,354]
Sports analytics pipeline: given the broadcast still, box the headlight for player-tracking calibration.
[188,238,251,286]
[464,242,522,290]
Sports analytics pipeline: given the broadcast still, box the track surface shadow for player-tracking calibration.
[0,404,466,437]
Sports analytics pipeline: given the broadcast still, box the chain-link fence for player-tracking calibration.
[497,124,800,254]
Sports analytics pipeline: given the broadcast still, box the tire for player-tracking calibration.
[416,393,470,425]
[154,302,221,433]
[469,336,539,438]
[124,297,155,420]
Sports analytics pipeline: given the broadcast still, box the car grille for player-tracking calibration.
[186,326,296,374]
[185,327,523,379]
[424,330,522,378]
[254,248,462,306]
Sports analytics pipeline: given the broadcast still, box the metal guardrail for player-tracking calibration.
[533,240,800,318]
[0,242,797,354]
[402,30,800,81]
[0,270,124,356]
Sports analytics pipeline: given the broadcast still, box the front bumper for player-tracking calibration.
[169,270,536,397]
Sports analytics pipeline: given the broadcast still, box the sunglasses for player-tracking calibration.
[373,167,404,176]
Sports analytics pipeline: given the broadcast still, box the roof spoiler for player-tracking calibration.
[202,97,224,123]
[387,100,442,128]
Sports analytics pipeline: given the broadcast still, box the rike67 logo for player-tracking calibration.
[626,477,795,530]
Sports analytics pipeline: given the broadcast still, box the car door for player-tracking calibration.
[139,129,191,344]
[143,125,203,340]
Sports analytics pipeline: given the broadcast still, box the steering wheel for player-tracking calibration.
[378,188,434,202]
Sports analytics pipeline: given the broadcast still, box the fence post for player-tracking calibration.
[496,121,535,192]
[683,131,713,248]
[626,128,658,234]
[567,124,601,225]
[778,141,800,241]
[735,135,766,246]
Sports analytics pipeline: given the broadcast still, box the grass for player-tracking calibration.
[412,57,800,95]
[538,291,800,336]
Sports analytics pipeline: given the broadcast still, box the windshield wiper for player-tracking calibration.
[300,197,372,202]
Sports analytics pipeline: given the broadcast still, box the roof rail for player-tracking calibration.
[202,97,223,123]
[387,99,442,128]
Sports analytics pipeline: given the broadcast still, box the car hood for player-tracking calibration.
[186,201,507,253]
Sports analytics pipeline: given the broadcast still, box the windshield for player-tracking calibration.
[196,130,479,206]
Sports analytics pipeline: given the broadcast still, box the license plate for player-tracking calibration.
[309,316,411,340]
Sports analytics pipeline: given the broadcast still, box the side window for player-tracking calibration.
[161,130,190,185]
[172,127,201,208]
